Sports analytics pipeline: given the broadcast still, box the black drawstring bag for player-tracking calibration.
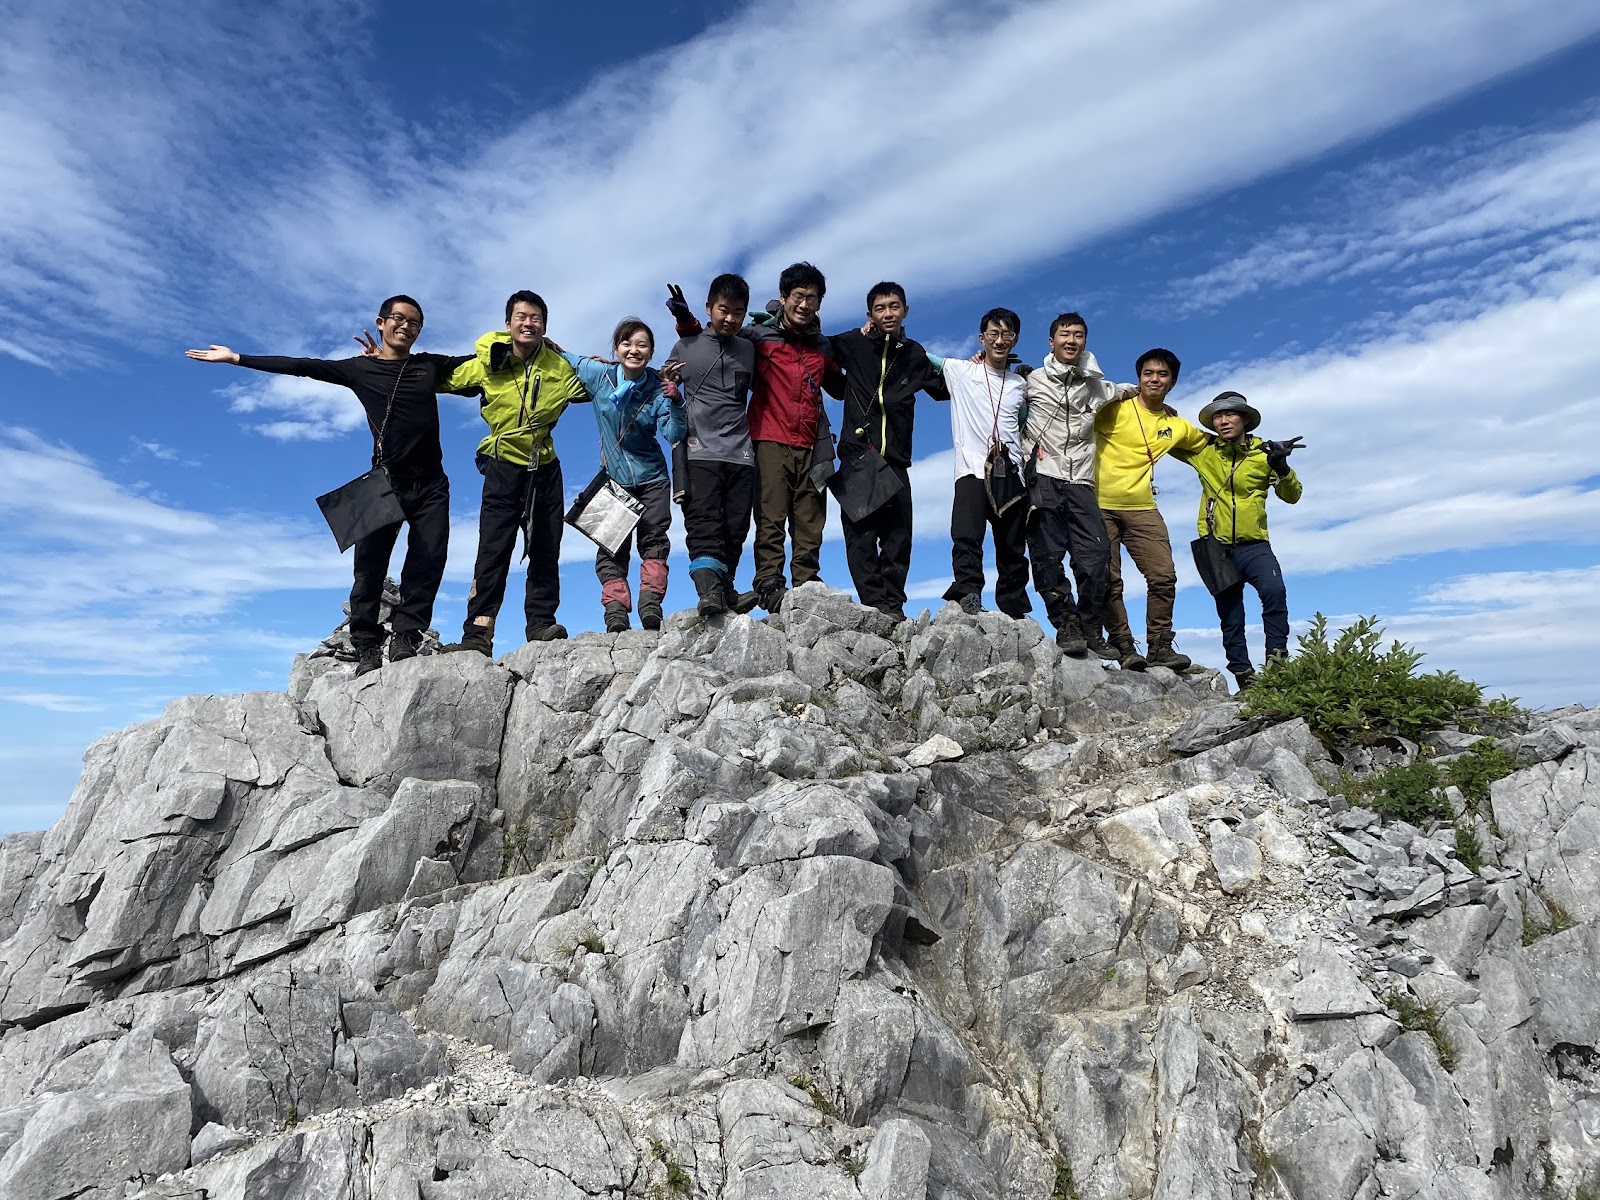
[1190,497,1243,595]
[316,361,408,552]
[828,441,905,521]
[317,467,405,552]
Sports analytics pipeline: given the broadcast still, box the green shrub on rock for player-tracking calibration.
[1241,614,1482,746]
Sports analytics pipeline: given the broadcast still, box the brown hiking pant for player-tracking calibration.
[1101,507,1176,647]
[752,440,826,591]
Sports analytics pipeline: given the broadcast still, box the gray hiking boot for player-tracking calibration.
[604,603,631,633]
[387,631,421,662]
[354,645,383,677]
[958,593,983,615]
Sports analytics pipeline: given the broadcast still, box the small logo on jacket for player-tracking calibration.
[1156,428,1173,440]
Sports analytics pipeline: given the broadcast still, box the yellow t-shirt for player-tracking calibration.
[1093,398,1209,510]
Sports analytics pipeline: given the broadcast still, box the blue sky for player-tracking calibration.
[4,0,1600,834]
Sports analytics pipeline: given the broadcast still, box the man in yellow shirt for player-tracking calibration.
[1093,348,1209,670]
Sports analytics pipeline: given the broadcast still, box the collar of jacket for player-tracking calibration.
[482,333,557,374]
[865,327,907,351]
[1041,347,1105,383]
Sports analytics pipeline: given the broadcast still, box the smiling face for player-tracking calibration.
[1211,410,1247,441]
[378,302,423,353]
[869,293,907,337]
[705,295,748,337]
[506,301,546,355]
[614,328,654,376]
[781,285,822,330]
[1138,360,1175,406]
[980,318,1018,369]
[1050,322,1086,365]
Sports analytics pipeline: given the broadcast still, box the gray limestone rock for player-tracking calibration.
[1208,820,1264,894]
[0,1030,190,1200]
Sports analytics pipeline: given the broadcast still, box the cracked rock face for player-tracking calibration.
[1,583,1597,1199]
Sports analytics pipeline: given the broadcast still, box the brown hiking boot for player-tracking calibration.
[1112,639,1147,671]
[1146,639,1192,671]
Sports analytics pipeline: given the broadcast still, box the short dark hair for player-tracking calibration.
[779,261,826,299]
[706,273,750,309]
[505,290,548,323]
[611,316,654,351]
[979,307,1020,336]
[866,281,907,309]
[1049,312,1088,338]
[1135,348,1181,382]
[378,295,423,324]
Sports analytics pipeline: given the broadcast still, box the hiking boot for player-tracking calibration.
[387,632,421,662]
[1112,640,1147,671]
[1054,615,1088,657]
[875,603,907,625]
[691,568,726,617]
[527,624,569,642]
[638,590,664,631]
[1233,669,1256,693]
[958,593,983,615]
[757,584,787,614]
[603,603,631,633]
[731,589,761,615]
[354,646,383,677]
[1145,639,1192,671]
[443,634,493,657]
[1082,625,1120,662]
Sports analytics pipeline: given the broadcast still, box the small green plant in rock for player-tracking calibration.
[650,1157,692,1198]
[1386,989,1457,1071]
[500,823,532,878]
[838,1151,868,1179]
[1367,760,1451,823]
[1241,615,1482,746]
[1522,892,1578,944]
[788,1073,839,1119]
[1052,1154,1083,1200]
[1452,821,1484,873]
[577,928,605,955]
[1482,694,1528,723]
[1445,739,1524,807]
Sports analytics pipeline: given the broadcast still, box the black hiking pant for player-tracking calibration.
[464,453,564,640]
[683,459,755,583]
[349,471,450,650]
[842,464,913,610]
[1027,476,1110,631]
[943,475,1031,617]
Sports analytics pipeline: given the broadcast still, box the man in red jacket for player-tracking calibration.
[674,262,841,612]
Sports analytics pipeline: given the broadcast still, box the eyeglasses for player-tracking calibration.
[981,329,1018,344]
[384,314,422,330]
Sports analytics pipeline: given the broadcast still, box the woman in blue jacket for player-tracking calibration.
[562,318,686,631]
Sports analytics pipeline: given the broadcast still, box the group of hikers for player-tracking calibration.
[185,264,1304,692]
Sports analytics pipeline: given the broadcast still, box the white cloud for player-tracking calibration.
[8,0,1600,384]
[1169,112,1600,313]
[0,427,347,674]
[0,691,105,714]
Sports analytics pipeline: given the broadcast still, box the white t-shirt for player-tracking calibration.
[941,359,1026,481]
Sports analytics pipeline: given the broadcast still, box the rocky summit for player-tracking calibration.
[0,583,1596,1199]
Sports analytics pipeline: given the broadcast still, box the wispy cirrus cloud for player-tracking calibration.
[1167,111,1600,314]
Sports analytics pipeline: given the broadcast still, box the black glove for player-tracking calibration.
[665,284,694,326]
[1262,436,1304,476]
[1005,352,1033,378]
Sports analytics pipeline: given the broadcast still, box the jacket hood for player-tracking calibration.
[1040,348,1105,383]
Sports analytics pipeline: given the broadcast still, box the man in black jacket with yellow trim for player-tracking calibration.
[825,282,947,621]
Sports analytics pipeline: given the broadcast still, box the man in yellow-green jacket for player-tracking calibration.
[1171,391,1304,691]
[446,290,588,651]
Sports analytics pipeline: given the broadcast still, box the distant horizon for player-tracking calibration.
[4,0,1600,834]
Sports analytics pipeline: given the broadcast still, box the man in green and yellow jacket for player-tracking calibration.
[1171,391,1304,691]
[446,290,588,651]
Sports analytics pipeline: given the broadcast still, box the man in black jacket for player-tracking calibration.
[186,295,470,676]
[825,282,948,621]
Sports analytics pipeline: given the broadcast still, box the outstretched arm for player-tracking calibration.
[185,345,352,385]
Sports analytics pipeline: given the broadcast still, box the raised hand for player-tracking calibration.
[665,284,694,325]
[184,345,239,363]
[1263,436,1305,475]
[354,329,380,357]
[660,358,685,385]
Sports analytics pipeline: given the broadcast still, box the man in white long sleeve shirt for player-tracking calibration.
[933,307,1031,618]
